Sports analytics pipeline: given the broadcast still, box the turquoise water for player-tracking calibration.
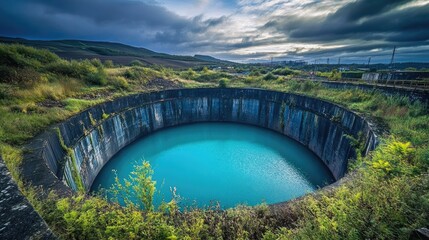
[91,123,334,209]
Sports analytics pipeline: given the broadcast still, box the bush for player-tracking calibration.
[329,69,341,81]
[44,59,107,86]
[286,80,320,92]
[44,60,96,79]
[249,70,261,77]
[272,67,297,76]
[195,72,229,82]
[0,44,61,85]
[201,66,210,74]
[0,66,41,86]
[0,44,60,69]
[0,84,9,99]
[123,67,159,83]
[179,68,197,79]
[129,60,144,67]
[110,161,156,211]
[109,76,129,89]
[218,78,228,88]
[263,73,277,81]
[85,68,107,85]
[103,60,114,68]
[89,58,103,68]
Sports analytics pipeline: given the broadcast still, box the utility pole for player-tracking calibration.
[270,57,273,65]
[338,57,341,65]
[312,59,317,78]
[390,46,396,67]
[327,58,330,65]
[367,57,371,66]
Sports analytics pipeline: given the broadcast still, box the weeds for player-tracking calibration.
[0,43,428,239]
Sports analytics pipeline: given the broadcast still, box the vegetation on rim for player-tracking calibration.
[0,44,428,239]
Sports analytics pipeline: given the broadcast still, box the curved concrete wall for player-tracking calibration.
[22,88,378,194]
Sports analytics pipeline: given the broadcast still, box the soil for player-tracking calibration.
[144,78,183,90]
[77,90,114,100]
[36,99,65,108]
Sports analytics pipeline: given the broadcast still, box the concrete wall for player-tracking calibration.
[320,81,429,103]
[362,71,429,81]
[22,88,378,195]
[0,157,56,239]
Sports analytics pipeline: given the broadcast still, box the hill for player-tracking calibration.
[194,54,234,64]
[0,37,231,68]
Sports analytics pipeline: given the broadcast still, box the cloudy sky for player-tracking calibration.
[1,0,428,63]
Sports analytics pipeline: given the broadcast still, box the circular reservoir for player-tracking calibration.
[91,122,334,209]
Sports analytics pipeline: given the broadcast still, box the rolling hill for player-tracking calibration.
[0,36,232,68]
[193,54,234,64]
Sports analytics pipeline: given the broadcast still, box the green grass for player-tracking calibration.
[0,37,211,68]
[63,98,104,113]
[0,44,428,239]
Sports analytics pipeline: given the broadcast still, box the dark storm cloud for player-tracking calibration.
[0,0,225,49]
[153,15,228,44]
[0,0,428,62]
[328,0,410,22]
[27,0,188,28]
[264,0,429,43]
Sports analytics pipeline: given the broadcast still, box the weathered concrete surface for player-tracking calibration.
[320,81,429,103]
[0,157,56,240]
[21,88,378,195]
[410,228,429,240]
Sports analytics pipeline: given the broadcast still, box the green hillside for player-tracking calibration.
[0,37,222,68]
[194,54,235,64]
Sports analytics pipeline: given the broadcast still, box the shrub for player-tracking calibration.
[109,76,129,89]
[218,78,228,88]
[0,44,60,69]
[44,60,97,79]
[201,66,210,74]
[263,73,277,81]
[195,72,229,82]
[285,80,320,92]
[85,68,107,85]
[89,58,103,68]
[329,69,341,81]
[266,139,429,240]
[123,67,159,83]
[272,67,296,76]
[0,84,9,99]
[103,60,114,68]
[179,68,197,79]
[110,161,156,211]
[0,66,41,85]
[130,60,144,67]
[0,44,63,85]
[249,70,261,77]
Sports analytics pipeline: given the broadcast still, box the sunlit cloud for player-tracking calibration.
[0,0,428,63]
